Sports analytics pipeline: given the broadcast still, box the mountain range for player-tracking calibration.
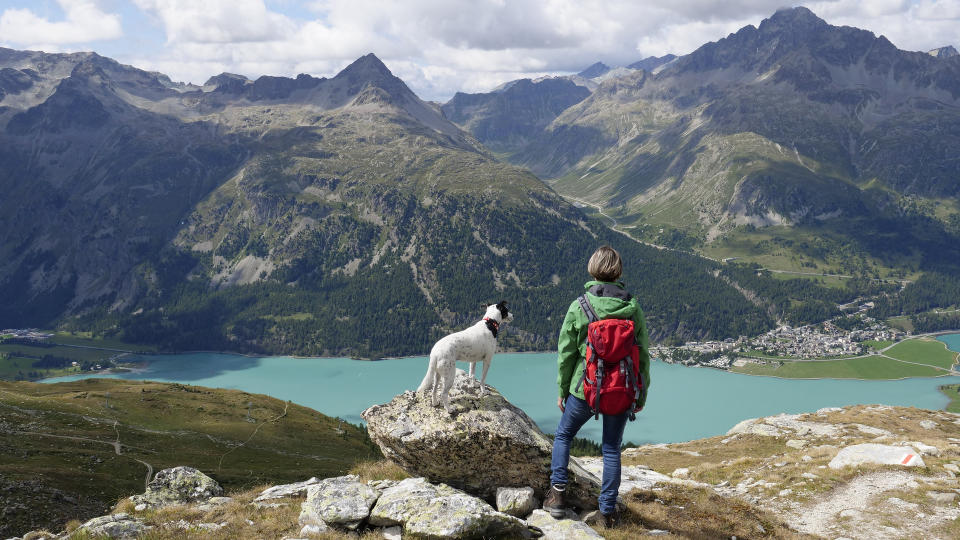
[447,7,960,281]
[1,7,958,357]
[0,45,780,357]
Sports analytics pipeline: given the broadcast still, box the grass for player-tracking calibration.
[0,379,380,538]
[614,485,816,540]
[887,316,915,333]
[730,355,945,379]
[862,340,894,351]
[885,338,959,369]
[0,332,156,381]
[939,384,960,413]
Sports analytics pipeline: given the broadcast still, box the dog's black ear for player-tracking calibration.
[496,301,509,319]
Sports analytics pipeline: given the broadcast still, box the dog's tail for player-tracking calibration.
[416,355,436,393]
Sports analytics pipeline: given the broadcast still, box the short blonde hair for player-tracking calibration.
[587,245,622,282]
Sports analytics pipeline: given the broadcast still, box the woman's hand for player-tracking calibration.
[557,396,565,412]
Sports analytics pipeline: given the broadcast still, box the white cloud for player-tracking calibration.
[0,0,123,47]
[133,0,296,43]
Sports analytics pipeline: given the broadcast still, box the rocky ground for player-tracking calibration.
[9,371,960,539]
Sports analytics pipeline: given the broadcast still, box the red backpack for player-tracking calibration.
[575,294,642,420]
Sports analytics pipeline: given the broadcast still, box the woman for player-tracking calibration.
[543,245,651,528]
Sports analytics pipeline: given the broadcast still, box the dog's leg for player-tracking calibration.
[439,371,455,415]
[479,356,491,396]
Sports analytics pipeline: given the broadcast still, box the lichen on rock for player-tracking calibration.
[67,513,151,539]
[362,370,600,510]
[128,466,223,509]
[298,475,379,530]
[369,477,527,539]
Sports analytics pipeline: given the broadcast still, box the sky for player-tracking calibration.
[1,0,958,101]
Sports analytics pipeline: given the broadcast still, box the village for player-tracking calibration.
[653,317,908,370]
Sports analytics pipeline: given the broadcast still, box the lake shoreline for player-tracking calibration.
[113,332,960,384]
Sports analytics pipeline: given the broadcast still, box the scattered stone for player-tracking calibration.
[715,480,730,487]
[901,441,940,456]
[68,513,151,539]
[194,496,233,511]
[252,502,288,509]
[382,525,402,540]
[828,444,925,469]
[299,475,379,530]
[919,420,938,430]
[166,520,227,531]
[526,509,603,539]
[133,503,147,512]
[496,486,538,517]
[368,479,399,491]
[801,472,819,480]
[801,455,813,462]
[886,497,920,511]
[577,457,685,492]
[647,529,671,536]
[129,466,223,509]
[817,407,843,415]
[727,414,840,438]
[927,491,958,503]
[778,489,793,497]
[854,424,892,437]
[256,478,321,501]
[671,467,690,479]
[944,463,960,473]
[838,508,861,520]
[368,477,526,539]
[786,439,808,449]
[362,370,600,509]
[299,523,328,536]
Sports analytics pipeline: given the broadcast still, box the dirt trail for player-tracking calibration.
[217,401,289,470]
[16,422,155,490]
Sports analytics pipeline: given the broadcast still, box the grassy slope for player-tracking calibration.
[731,336,958,379]
[0,332,156,380]
[0,379,378,537]
[731,356,944,379]
[885,338,959,369]
[940,384,960,413]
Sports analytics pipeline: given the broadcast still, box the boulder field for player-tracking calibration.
[9,373,960,539]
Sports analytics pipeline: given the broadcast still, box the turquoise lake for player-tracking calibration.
[44,334,960,444]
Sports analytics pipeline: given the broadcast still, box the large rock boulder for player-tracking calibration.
[67,513,151,539]
[526,509,603,539]
[369,477,527,539]
[129,466,223,508]
[496,486,538,518]
[362,370,600,510]
[298,475,379,530]
[828,444,926,469]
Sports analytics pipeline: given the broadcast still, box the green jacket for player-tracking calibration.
[557,280,651,410]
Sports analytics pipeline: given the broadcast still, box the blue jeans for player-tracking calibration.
[550,395,628,514]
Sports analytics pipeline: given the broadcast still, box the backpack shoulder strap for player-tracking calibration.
[577,295,600,323]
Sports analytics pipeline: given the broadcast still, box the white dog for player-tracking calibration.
[417,301,513,413]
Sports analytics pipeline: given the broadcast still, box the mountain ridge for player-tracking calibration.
[0,48,779,356]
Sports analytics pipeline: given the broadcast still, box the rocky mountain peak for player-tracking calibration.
[577,61,610,78]
[336,53,394,80]
[929,45,959,58]
[763,6,827,29]
[203,72,251,93]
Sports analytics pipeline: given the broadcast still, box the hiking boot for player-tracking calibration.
[584,509,621,529]
[542,484,566,518]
